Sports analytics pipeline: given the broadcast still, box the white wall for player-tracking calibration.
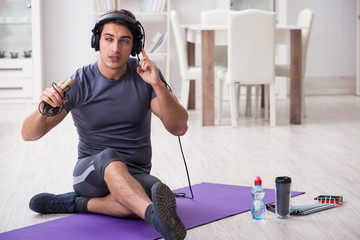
[43,0,92,87]
[286,0,356,78]
[42,0,357,95]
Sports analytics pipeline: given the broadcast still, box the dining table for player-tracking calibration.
[182,24,303,126]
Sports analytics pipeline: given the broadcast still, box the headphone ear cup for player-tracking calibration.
[131,35,143,56]
[137,34,144,54]
[94,33,100,51]
[95,34,100,51]
[131,41,136,56]
[91,28,100,51]
[91,34,96,49]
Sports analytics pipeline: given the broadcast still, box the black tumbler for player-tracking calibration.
[275,176,292,219]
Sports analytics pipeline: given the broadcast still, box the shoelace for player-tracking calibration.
[49,200,73,211]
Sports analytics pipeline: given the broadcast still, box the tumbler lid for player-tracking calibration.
[275,176,291,183]
[254,176,262,185]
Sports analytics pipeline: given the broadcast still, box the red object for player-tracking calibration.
[254,176,262,185]
[318,200,339,204]
[314,195,343,205]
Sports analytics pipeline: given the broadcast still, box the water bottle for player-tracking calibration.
[251,176,265,220]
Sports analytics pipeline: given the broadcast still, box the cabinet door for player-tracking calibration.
[0,0,32,56]
[0,0,42,102]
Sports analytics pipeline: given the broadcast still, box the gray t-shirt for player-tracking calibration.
[63,57,163,172]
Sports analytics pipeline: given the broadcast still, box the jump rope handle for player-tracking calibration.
[60,78,74,91]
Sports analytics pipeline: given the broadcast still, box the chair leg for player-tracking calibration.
[229,83,238,127]
[264,85,269,121]
[217,79,224,122]
[236,84,241,118]
[255,85,260,118]
[302,79,306,118]
[245,85,252,116]
[269,83,276,127]
[302,95,306,118]
[180,80,190,109]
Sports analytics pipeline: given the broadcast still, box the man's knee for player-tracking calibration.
[104,161,130,182]
[106,161,128,172]
[98,148,127,177]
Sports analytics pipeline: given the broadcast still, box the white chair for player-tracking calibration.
[276,9,314,118]
[222,9,276,127]
[170,10,225,109]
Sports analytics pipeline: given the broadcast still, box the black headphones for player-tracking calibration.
[91,12,145,56]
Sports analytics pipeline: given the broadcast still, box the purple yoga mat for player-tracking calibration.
[0,182,304,240]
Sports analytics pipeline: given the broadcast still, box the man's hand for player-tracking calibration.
[22,81,70,141]
[39,82,68,108]
[136,48,161,87]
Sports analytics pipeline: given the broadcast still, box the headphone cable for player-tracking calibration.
[155,79,194,200]
[134,57,195,200]
[173,136,194,200]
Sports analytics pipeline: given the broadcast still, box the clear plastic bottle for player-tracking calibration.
[251,176,266,220]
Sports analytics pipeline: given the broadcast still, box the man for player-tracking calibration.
[21,9,188,240]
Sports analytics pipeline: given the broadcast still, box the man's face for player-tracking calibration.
[98,23,133,72]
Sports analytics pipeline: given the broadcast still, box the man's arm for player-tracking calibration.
[21,84,68,141]
[21,109,68,141]
[150,85,188,136]
[137,49,188,136]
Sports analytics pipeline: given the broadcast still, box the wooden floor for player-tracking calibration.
[1,95,360,239]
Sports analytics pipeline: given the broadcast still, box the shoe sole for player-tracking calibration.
[153,183,186,240]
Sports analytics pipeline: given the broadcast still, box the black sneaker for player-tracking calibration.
[29,192,79,214]
[151,182,186,240]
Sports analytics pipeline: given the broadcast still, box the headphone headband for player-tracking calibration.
[91,12,145,56]
[94,12,138,30]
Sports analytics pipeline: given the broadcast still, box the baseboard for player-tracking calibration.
[305,76,356,95]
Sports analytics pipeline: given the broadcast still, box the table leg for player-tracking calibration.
[187,42,196,109]
[201,30,215,126]
[290,29,302,124]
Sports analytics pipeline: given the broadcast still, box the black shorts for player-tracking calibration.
[72,148,160,198]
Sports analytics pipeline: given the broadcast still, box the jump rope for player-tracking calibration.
[38,78,74,117]
[38,75,195,200]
